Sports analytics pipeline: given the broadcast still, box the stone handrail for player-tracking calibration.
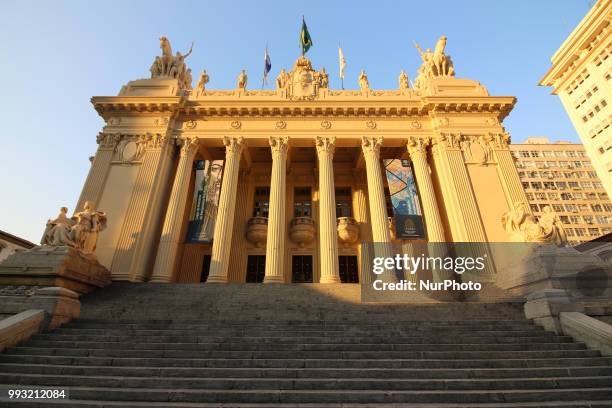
[0,309,44,352]
[560,311,612,356]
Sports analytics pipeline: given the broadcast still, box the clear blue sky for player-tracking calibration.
[0,0,591,242]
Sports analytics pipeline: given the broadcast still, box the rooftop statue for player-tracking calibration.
[237,70,248,90]
[275,69,288,89]
[358,70,369,90]
[319,67,329,88]
[41,202,108,257]
[196,69,210,92]
[501,202,567,246]
[149,37,194,90]
[399,70,409,90]
[413,36,455,91]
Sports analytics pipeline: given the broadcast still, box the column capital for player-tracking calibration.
[361,136,383,157]
[269,136,289,156]
[406,136,430,157]
[315,136,335,156]
[223,136,244,155]
[178,136,200,157]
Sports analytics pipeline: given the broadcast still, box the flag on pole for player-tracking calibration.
[262,46,272,86]
[300,16,313,55]
[338,45,346,80]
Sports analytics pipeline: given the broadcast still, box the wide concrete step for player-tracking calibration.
[4,400,612,408]
[21,339,588,352]
[3,364,612,379]
[2,354,611,369]
[30,333,575,344]
[4,346,601,360]
[1,385,611,404]
[3,372,612,391]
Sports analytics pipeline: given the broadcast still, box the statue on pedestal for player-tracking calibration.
[501,202,567,247]
[358,70,369,90]
[413,36,455,91]
[319,67,329,88]
[149,37,194,90]
[196,69,210,93]
[275,69,288,89]
[399,70,409,90]
[237,70,248,90]
[41,202,108,257]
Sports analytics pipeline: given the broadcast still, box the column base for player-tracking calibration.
[205,275,228,283]
[319,275,342,284]
[263,276,284,284]
[149,277,173,283]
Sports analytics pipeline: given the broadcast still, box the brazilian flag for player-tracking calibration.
[300,17,313,55]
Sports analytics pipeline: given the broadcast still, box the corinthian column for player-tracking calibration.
[207,136,244,283]
[264,136,289,283]
[316,136,340,283]
[361,137,391,243]
[361,136,395,282]
[407,137,445,242]
[150,138,200,282]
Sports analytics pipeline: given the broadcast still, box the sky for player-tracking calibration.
[0,0,592,242]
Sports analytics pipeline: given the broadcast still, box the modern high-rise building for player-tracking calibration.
[510,137,612,245]
[540,0,612,196]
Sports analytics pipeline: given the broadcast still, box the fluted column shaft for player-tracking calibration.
[407,137,445,242]
[316,136,340,283]
[362,136,395,282]
[150,138,199,282]
[361,137,392,243]
[264,136,289,283]
[207,137,244,283]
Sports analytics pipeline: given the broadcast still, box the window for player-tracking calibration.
[565,204,578,212]
[583,215,593,224]
[604,204,612,212]
[536,192,547,200]
[566,228,575,237]
[246,255,266,283]
[253,187,270,217]
[557,182,568,190]
[339,256,359,283]
[596,215,608,224]
[561,193,572,200]
[543,182,556,189]
[589,228,600,236]
[530,204,539,212]
[530,182,542,190]
[526,193,534,200]
[575,228,586,237]
[294,187,312,217]
[519,151,530,157]
[530,151,540,158]
[553,204,564,212]
[292,255,313,283]
[570,215,581,224]
[335,187,353,217]
[560,216,570,224]
[592,204,603,212]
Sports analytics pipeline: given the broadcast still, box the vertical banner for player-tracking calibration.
[383,159,425,239]
[186,160,224,242]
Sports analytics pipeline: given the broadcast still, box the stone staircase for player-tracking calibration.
[1,283,612,407]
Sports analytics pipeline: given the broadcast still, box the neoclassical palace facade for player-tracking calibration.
[80,37,528,284]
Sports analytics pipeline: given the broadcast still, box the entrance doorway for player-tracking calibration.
[200,255,211,282]
[292,255,313,283]
[339,255,359,283]
[246,255,266,283]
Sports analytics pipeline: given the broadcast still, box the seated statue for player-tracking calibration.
[40,202,108,256]
[501,202,567,247]
[41,207,76,247]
